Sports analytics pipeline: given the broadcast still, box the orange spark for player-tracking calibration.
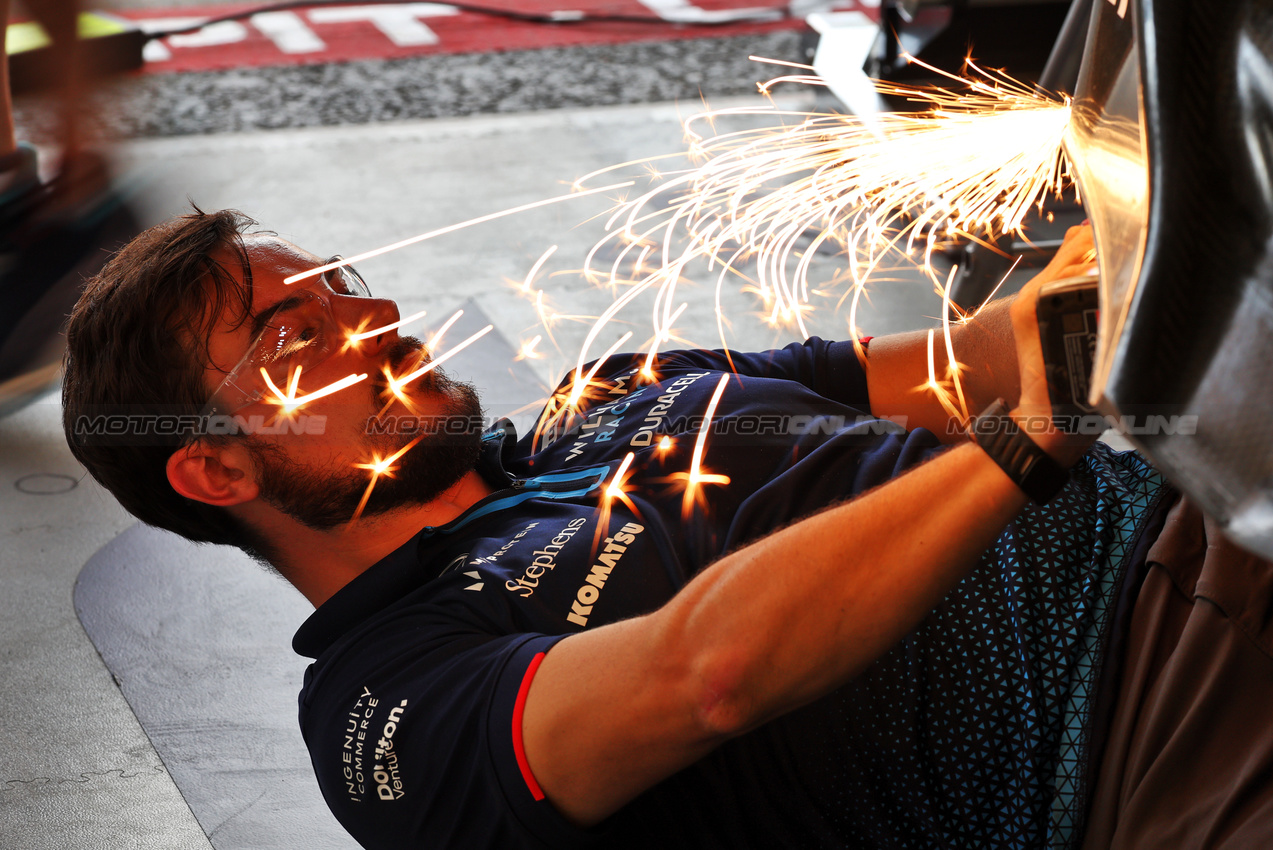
[591,451,641,556]
[260,367,369,414]
[348,309,428,342]
[607,451,637,504]
[562,60,1072,406]
[666,374,732,520]
[516,335,544,361]
[531,370,613,451]
[521,245,558,293]
[389,324,494,393]
[425,309,465,353]
[568,331,634,409]
[349,434,426,523]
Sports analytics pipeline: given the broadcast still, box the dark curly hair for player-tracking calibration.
[63,207,275,560]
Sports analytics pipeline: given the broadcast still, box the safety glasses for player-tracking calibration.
[201,257,373,418]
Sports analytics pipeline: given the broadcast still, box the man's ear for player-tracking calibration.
[166,440,259,507]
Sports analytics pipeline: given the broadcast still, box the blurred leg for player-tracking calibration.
[0,0,18,161]
[0,0,139,416]
[25,0,84,165]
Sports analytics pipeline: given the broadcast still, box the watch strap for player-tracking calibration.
[969,399,1070,504]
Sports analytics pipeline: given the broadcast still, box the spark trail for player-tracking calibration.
[259,60,1076,527]
[542,58,1074,430]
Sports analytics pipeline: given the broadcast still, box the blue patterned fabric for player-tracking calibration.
[1046,450,1167,849]
[799,444,1168,849]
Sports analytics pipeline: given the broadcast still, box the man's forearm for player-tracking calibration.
[865,298,1020,440]
[864,229,1100,440]
[526,437,1031,825]
[658,439,1027,732]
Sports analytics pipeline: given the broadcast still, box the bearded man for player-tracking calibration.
[64,208,1178,849]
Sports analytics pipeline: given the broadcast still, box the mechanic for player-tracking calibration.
[62,209,1169,848]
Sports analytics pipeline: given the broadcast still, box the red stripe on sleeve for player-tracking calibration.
[512,651,548,801]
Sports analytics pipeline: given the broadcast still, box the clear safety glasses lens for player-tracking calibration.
[201,257,372,418]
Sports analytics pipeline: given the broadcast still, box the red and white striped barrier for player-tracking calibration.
[114,1,870,73]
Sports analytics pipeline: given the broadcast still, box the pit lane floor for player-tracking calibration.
[0,93,1000,850]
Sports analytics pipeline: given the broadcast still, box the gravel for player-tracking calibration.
[20,31,805,138]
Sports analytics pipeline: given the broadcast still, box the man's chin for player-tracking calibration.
[358,433,481,516]
[254,427,482,532]
[356,374,484,515]
[252,370,485,532]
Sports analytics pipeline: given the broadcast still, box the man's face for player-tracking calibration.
[202,234,483,530]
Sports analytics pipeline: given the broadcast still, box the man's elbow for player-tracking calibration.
[683,643,768,740]
[649,590,774,741]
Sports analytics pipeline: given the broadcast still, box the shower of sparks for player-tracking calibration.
[554,57,1073,428]
[258,58,1081,529]
[283,182,634,286]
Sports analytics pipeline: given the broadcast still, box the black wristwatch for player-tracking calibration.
[969,399,1070,504]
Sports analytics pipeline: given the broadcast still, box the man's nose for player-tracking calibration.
[338,295,401,355]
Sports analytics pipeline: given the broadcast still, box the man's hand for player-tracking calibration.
[866,224,1100,448]
[1007,224,1099,466]
[1026,223,1099,287]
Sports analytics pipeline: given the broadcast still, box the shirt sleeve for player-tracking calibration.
[551,337,872,416]
[676,338,871,411]
[299,627,590,850]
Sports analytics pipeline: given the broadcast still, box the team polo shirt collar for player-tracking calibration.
[293,422,525,659]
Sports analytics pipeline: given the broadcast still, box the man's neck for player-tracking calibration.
[249,469,495,607]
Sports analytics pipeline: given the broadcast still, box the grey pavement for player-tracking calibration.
[1,399,210,850]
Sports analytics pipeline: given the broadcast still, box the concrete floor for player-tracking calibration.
[0,398,211,849]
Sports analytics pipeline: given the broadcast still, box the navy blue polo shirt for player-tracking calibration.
[292,339,1168,849]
